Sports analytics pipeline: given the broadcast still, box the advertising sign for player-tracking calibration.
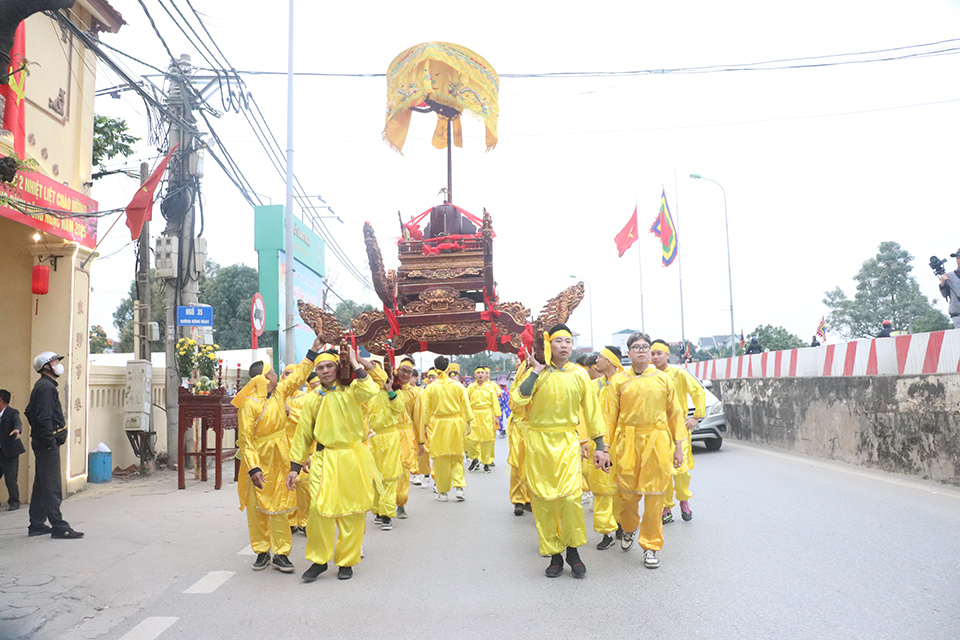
[0,165,98,248]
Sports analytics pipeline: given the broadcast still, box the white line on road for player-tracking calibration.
[237,545,256,555]
[118,617,178,640]
[183,571,235,594]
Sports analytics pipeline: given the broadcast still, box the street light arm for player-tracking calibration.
[689,174,734,349]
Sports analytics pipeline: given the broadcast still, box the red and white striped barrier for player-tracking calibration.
[683,329,960,380]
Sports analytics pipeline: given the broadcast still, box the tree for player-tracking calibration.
[200,262,259,349]
[912,300,953,333]
[92,114,139,170]
[748,324,805,351]
[452,352,512,377]
[334,299,376,328]
[824,241,940,339]
[89,325,112,354]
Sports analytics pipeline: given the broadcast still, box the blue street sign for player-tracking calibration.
[176,305,213,327]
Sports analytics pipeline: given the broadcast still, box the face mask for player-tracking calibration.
[51,363,64,377]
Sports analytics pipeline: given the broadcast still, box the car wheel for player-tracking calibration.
[704,437,722,451]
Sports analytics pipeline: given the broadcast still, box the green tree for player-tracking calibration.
[92,114,139,170]
[452,352,510,378]
[89,324,112,353]
[334,299,376,328]
[199,262,259,349]
[748,324,805,351]
[912,300,953,333]
[824,241,939,339]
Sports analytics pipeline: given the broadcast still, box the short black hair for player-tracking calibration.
[306,372,317,382]
[583,353,598,367]
[575,353,589,366]
[434,356,449,371]
[0,389,9,404]
[248,361,265,378]
[651,339,670,350]
[547,323,571,336]
[603,346,622,360]
[626,332,652,349]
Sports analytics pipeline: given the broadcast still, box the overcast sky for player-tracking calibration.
[85,0,960,350]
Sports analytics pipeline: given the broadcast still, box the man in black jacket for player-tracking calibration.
[24,351,83,539]
[0,389,26,510]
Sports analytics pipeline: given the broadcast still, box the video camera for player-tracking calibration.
[929,256,947,277]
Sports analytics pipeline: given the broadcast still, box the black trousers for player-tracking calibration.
[29,446,68,530]
[0,454,20,504]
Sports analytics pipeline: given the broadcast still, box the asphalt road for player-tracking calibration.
[2,438,958,640]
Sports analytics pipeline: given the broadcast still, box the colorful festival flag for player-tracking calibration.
[649,189,678,267]
[2,23,26,158]
[739,331,746,349]
[614,206,639,257]
[816,316,827,342]
[125,144,178,241]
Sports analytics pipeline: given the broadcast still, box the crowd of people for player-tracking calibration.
[234,326,707,581]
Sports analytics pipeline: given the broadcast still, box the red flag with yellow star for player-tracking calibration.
[614,206,639,257]
[2,23,26,158]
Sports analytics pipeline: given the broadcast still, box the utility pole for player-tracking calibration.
[283,0,296,368]
[136,161,154,474]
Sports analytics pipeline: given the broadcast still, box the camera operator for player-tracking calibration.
[939,249,960,329]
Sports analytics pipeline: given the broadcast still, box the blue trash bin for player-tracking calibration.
[88,451,112,483]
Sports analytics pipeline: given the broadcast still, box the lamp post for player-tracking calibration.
[689,174,735,354]
[569,275,594,352]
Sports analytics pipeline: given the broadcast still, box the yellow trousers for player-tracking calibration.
[290,473,310,528]
[417,450,431,476]
[433,455,465,494]
[592,493,618,535]
[663,472,692,510]
[619,492,664,551]
[531,494,587,556]
[479,440,495,465]
[305,511,365,567]
[510,465,529,505]
[465,438,480,461]
[375,477,398,518]
[245,481,293,555]
[396,471,410,507]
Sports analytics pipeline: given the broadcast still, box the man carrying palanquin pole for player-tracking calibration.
[287,346,381,582]
[512,324,610,579]
[419,356,473,502]
[365,361,404,531]
[466,366,501,474]
[235,336,322,574]
[280,365,313,535]
[507,357,531,517]
[394,356,422,515]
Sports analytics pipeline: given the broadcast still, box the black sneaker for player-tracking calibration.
[337,566,353,580]
[51,528,84,539]
[28,524,53,537]
[514,503,524,516]
[596,534,614,551]
[468,458,480,471]
[7,503,20,511]
[489,462,496,467]
[396,506,408,519]
[483,464,491,473]
[614,524,623,540]
[253,552,271,570]
[290,525,297,534]
[297,526,307,535]
[380,516,393,531]
[272,554,295,573]
[373,514,382,525]
[544,554,564,578]
[662,509,674,524]
[302,562,327,582]
[523,502,532,512]
[566,547,586,578]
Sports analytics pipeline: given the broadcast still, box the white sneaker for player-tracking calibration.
[621,530,635,551]
[581,491,593,507]
[422,475,432,488]
[436,492,448,502]
[410,474,422,486]
[643,549,659,568]
[360,546,365,558]
[455,487,465,501]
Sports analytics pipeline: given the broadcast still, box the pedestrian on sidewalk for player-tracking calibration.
[0,389,26,511]
[24,352,83,539]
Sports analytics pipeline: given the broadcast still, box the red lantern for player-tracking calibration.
[32,265,49,295]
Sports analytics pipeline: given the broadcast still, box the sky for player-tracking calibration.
[84,0,960,351]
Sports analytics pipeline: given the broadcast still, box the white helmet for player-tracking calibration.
[33,351,62,373]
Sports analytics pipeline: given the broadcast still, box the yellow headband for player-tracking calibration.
[231,360,273,409]
[650,343,670,354]
[544,329,573,366]
[448,363,460,373]
[427,369,438,376]
[282,364,296,375]
[316,353,340,364]
[600,348,624,374]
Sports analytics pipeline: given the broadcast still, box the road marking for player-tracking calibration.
[118,617,178,640]
[727,441,960,500]
[237,545,256,555]
[184,571,235,594]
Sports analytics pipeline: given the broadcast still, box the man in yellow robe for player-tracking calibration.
[413,368,437,486]
[649,339,705,524]
[235,336,321,573]
[466,366,501,473]
[281,365,313,535]
[287,347,380,582]
[393,356,421,513]
[419,356,473,502]
[588,346,624,550]
[365,363,404,531]
[602,332,685,570]
[512,324,610,579]
[507,359,531,516]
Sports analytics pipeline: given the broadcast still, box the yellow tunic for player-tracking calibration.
[581,377,617,496]
[663,365,705,475]
[420,375,474,458]
[466,381,502,444]
[365,388,405,481]
[290,373,380,517]
[602,365,686,496]
[512,363,603,501]
[237,356,315,515]
[396,383,421,468]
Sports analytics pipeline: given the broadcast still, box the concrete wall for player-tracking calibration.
[716,375,960,485]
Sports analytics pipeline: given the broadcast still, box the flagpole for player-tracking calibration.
[674,170,686,349]
[637,197,645,329]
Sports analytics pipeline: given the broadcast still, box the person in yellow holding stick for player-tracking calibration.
[235,336,322,574]
[649,339,705,524]
[419,356,473,502]
[366,361,404,531]
[286,346,381,582]
[394,356,422,514]
[280,365,313,535]
[588,346,624,551]
[602,332,685,569]
[507,356,532,516]
[513,324,610,579]
[466,366,501,473]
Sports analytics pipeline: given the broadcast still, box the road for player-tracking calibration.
[1,438,958,640]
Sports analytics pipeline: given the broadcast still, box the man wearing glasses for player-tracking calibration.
[601,333,685,569]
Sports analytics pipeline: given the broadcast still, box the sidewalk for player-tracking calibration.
[0,466,238,640]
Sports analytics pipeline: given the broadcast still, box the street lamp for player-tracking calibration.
[569,275,594,352]
[689,174,735,354]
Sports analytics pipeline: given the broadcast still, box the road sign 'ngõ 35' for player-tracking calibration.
[177,305,213,326]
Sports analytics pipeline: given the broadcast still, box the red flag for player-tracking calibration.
[614,206,639,257]
[2,23,26,158]
[125,145,178,241]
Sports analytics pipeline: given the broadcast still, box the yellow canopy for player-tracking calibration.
[383,41,499,154]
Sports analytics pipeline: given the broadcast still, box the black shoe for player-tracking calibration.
[615,524,624,540]
[290,525,297,534]
[28,524,52,537]
[468,458,480,471]
[302,562,327,582]
[373,514,382,525]
[545,554,564,578]
[396,506,408,519]
[483,464,491,473]
[566,547,586,578]
[380,516,393,531]
[489,462,496,467]
[272,554,295,573]
[253,552,271,570]
[596,534,614,551]
[523,502,532,512]
[514,503,524,516]
[338,566,353,580]
[51,528,84,539]
[8,503,19,511]
[297,526,307,535]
